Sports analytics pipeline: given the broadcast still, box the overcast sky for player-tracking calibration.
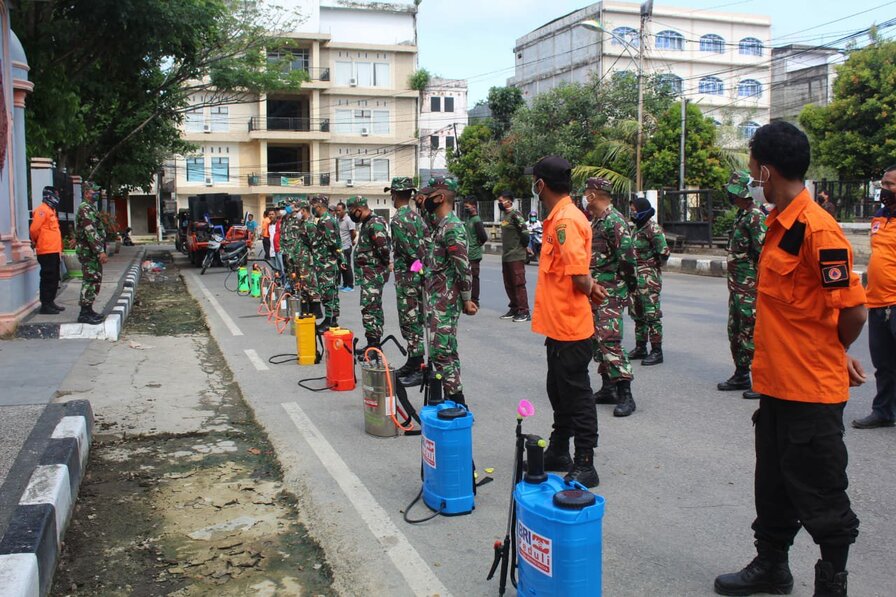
[415,0,896,104]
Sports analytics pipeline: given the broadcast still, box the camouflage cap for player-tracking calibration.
[310,194,329,206]
[427,176,459,194]
[84,181,101,192]
[417,186,432,196]
[384,176,416,193]
[346,195,368,209]
[585,177,613,192]
[295,197,310,211]
[726,170,751,199]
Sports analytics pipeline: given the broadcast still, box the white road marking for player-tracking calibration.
[191,275,244,336]
[281,401,450,597]
[244,349,270,371]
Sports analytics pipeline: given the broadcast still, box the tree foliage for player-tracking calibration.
[642,102,728,191]
[799,36,896,179]
[486,86,525,138]
[446,123,498,199]
[13,0,306,191]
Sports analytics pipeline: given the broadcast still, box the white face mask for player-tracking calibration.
[279,209,287,216]
[749,166,769,205]
[531,179,542,200]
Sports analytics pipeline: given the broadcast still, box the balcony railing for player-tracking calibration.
[308,67,330,81]
[248,117,330,133]
[247,172,332,187]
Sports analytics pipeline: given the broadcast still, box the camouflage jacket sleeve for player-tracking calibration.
[512,211,530,246]
[651,222,671,265]
[77,202,105,255]
[748,209,767,264]
[369,218,392,268]
[445,221,473,302]
[321,216,345,267]
[615,217,638,288]
[390,211,425,270]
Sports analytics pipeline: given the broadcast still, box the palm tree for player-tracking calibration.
[572,119,639,196]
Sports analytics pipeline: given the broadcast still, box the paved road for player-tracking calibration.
[183,253,891,597]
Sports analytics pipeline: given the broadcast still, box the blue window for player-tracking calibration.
[658,73,683,95]
[738,79,762,98]
[740,121,760,139]
[186,157,204,182]
[698,76,724,95]
[739,37,763,56]
[699,34,725,53]
[211,157,229,183]
[611,26,639,47]
[656,30,684,51]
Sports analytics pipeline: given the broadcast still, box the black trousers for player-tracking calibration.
[262,237,271,260]
[341,246,354,288]
[869,306,896,421]
[37,253,60,305]
[471,258,481,305]
[545,338,598,453]
[752,396,859,548]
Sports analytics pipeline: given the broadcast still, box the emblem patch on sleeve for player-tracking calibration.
[556,223,567,245]
[819,248,849,288]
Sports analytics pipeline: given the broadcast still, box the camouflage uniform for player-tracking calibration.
[313,201,345,321]
[75,198,105,307]
[348,196,391,340]
[279,207,302,276]
[630,219,670,345]
[425,206,472,397]
[297,209,320,301]
[727,204,766,369]
[390,199,427,359]
[591,205,638,381]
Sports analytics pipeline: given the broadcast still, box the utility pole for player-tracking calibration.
[679,98,687,191]
[635,1,653,193]
[156,166,164,243]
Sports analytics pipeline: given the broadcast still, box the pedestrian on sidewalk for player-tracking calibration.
[714,121,867,597]
[335,202,356,291]
[852,164,896,430]
[496,190,531,322]
[30,186,66,314]
[75,183,107,325]
[260,209,272,260]
[628,196,670,366]
[245,213,257,241]
[717,170,766,400]
[585,177,639,417]
[462,196,488,307]
[530,156,606,489]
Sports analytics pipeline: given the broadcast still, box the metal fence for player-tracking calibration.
[657,189,728,245]
[813,179,876,221]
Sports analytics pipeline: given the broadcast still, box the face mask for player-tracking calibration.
[749,166,769,205]
[529,216,537,222]
[880,188,896,208]
[424,197,439,213]
[285,206,293,214]
[498,201,507,212]
[349,211,361,223]
[531,180,542,199]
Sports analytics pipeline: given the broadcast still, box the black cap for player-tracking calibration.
[498,190,514,199]
[525,156,572,184]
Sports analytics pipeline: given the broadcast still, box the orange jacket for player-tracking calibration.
[29,202,62,255]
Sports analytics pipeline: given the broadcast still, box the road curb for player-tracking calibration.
[665,255,727,277]
[0,400,93,597]
[17,248,145,341]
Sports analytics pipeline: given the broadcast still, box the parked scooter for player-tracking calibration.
[200,233,248,275]
[525,211,542,264]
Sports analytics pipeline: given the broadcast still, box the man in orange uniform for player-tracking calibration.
[530,156,607,489]
[714,122,867,597]
[29,187,65,314]
[852,164,896,430]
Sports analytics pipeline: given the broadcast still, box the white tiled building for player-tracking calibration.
[508,1,771,139]
[419,77,468,181]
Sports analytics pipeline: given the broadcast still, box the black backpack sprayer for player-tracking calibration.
[487,400,606,596]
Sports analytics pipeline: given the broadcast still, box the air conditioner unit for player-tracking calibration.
[346,179,354,187]
[203,124,211,133]
[349,78,357,86]
[205,177,213,186]
[360,127,370,136]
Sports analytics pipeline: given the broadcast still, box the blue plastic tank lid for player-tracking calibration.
[437,407,468,420]
[553,489,597,510]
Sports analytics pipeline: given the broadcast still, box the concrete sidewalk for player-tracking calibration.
[15,245,145,341]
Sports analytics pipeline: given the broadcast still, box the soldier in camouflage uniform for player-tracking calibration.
[311,195,346,328]
[294,199,321,307]
[347,195,391,352]
[278,199,301,278]
[628,196,671,366]
[414,177,478,404]
[386,177,428,385]
[717,170,766,399]
[75,183,107,324]
[585,178,639,417]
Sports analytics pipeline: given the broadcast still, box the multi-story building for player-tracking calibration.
[418,77,468,181]
[770,45,843,125]
[169,0,419,222]
[508,1,772,139]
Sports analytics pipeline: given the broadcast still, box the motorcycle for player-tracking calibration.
[200,233,249,275]
[526,225,543,264]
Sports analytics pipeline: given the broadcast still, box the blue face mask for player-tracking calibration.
[285,206,293,214]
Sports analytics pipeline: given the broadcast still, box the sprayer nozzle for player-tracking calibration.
[537,439,547,448]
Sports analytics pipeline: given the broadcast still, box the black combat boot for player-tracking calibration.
[593,375,618,404]
[718,366,752,391]
[742,390,762,400]
[543,433,572,472]
[51,302,66,312]
[629,342,648,360]
[447,391,466,406]
[316,316,331,333]
[564,451,599,489]
[813,560,847,597]
[714,540,794,596]
[641,344,664,366]
[39,303,60,315]
[613,380,636,417]
[397,355,425,387]
[77,306,103,325]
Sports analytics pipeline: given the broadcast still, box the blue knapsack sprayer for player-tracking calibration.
[487,400,605,596]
